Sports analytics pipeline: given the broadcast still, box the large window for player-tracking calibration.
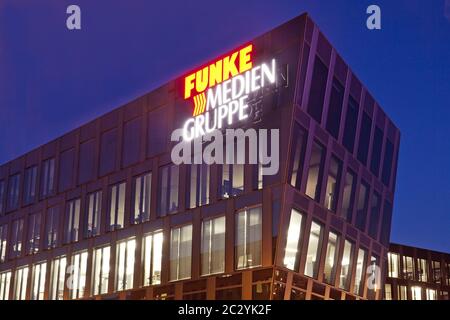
[132,173,152,224]
[426,288,437,300]
[387,252,400,278]
[339,240,354,291]
[283,209,304,270]
[398,285,407,300]
[27,212,41,254]
[342,96,359,153]
[370,127,383,176]
[45,206,59,249]
[31,261,47,300]
[92,246,110,295]
[11,218,24,258]
[116,238,136,291]
[158,164,179,216]
[85,190,102,238]
[304,221,324,278]
[289,125,307,189]
[0,271,11,300]
[307,56,328,123]
[305,142,325,201]
[65,198,81,243]
[0,224,7,262]
[403,256,415,280]
[353,248,367,296]
[431,261,441,283]
[50,256,67,300]
[324,156,342,212]
[14,266,29,300]
[188,164,210,208]
[109,182,126,231]
[355,181,369,231]
[323,231,339,285]
[417,258,428,282]
[341,170,356,222]
[41,158,55,198]
[70,251,88,299]
[23,166,37,205]
[143,231,163,286]
[7,174,20,211]
[356,112,372,165]
[381,139,394,187]
[221,164,244,198]
[411,286,422,300]
[201,216,225,276]
[235,207,262,270]
[325,78,345,139]
[384,284,392,300]
[170,225,192,281]
[368,192,381,239]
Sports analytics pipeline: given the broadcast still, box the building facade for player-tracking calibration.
[0,13,400,300]
[385,243,450,300]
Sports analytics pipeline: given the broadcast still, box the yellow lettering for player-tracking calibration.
[195,66,209,93]
[239,44,253,73]
[209,60,223,88]
[184,73,196,99]
[222,52,239,81]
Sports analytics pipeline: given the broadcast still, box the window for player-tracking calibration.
[14,266,29,300]
[201,216,225,275]
[0,271,11,300]
[431,261,441,283]
[0,224,7,262]
[384,283,392,300]
[323,231,339,285]
[305,142,325,201]
[143,231,163,286]
[368,192,381,239]
[355,181,369,231]
[0,180,4,214]
[380,200,393,246]
[23,166,37,204]
[304,221,323,278]
[447,263,450,286]
[339,240,354,291]
[283,209,304,270]
[65,198,81,243]
[411,286,422,300]
[341,170,356,222]
[11,218,24,258]
[85,190,102,238]
[99,129,117,176]
[132,173,152,224]
[188,164,210,208]
[7,174,20,211]
[116,238,136,291]
[41,158,55,198]
[353,248,367,296]
[370,127,383,176]
[221,164,244,198]
[356,112,372,165]
[381,139,394,187]
[50,256,67,300]
[157,164,179,216]
[367,255,379,299]
[342,96,359,153]
[289,125,307,189]
[307,56,328,123]
[426,288,437,300]
[45,206,59,249]
[324,156,342,211]
[170,225,192,281]
[387,253,400,278]
[70,251,88,299]
[109,182,126,231]
[417,258,428,282]
[403,256,415,280]
[31,261,47,300]
[27,212,41,254]
[398,285,407,300]
[92,246,110,295]
[235,207,262,270]
[252,163,263,190]
[326,78,344,139]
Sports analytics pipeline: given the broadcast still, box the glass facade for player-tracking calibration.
[170,225,192,281]
[201,216,225,275]
[235,207,262,270]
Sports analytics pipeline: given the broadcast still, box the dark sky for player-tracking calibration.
[0,0,449,252]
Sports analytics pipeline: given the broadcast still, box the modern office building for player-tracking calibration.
[385,243,450,300]
[0,13,400,300]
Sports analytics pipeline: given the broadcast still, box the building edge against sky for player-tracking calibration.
[0,12,411,300]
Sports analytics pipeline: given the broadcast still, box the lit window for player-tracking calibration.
[0,224,8,262]
[7,174,20,211]
[283,209,304,270]
[411,286,422,300]
[367,255,379,300]
[304,221,323,278]
[41,158,55,198]
[353,248,368,296]
[188,164,210,208]
[116,238,136,291]
[92,246,110,295]
[201,216,225,276]
[235,207,262,270]
[109,182,126,231]
[132,173,152,224]
[70,251,88,299]
[289,126,307,189]
[0,271,11,300]
[157,164,179,216]
[324,156,342,212]
[252,163,263,190]
[417,258,428,282]
[323,231,339,285]
[143,231,163,286]
[387,252,400,278]
[23,166,37,205]
[339,240,354,291]
[31,261,47,300]
[14,266,29,300]
[431,261,441,284]
[403,256,415,280]
[398,285,407,300]
[305,142,325,201]
[221,164,244,198]
[50,256,67,300]
[45,206,59,249]
[11,218,24,258]
[341,170,356,222]
[426,288,437,300]
[85,190,102,238]
[384,283,392,300]
[170,225,192,281]
[65,198,81,243]
[27,212,41,254]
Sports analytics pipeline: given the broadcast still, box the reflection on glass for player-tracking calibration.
[235,207,262,270]
[93,246,110,295]
[283,209,303,270]
[116,239,136,291]
[339,240,354,291]
[143,231,163,286]
[170,225,192,281]
[304,222,323,278]
[201,216,225,275]
[323,232,339,284]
